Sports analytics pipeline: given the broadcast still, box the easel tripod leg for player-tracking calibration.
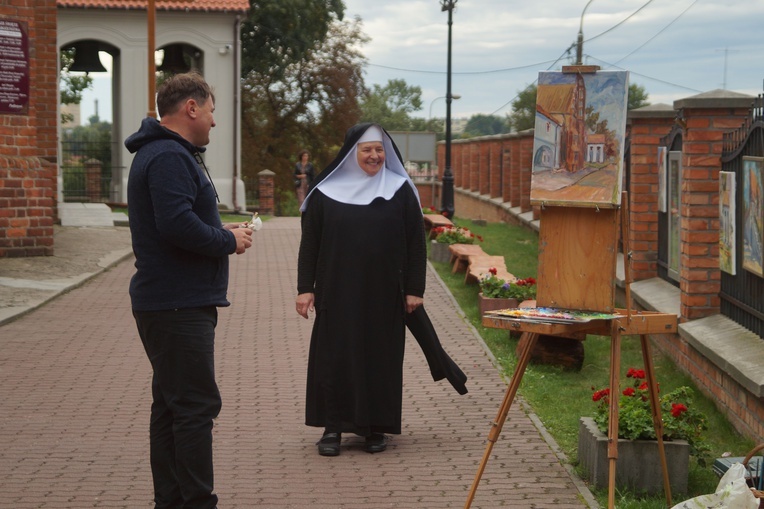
[464,332,539,509]
[607,324,622,509]
[640,334,672,507]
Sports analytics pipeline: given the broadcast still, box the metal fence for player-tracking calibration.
[720,94,764,337]
[60,138,124,203]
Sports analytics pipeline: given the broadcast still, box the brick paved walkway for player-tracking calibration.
[1,217,595,508]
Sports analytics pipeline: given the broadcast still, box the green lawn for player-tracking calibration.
[430,217,755,508]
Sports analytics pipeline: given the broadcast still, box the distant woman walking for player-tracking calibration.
[293,149,315,210]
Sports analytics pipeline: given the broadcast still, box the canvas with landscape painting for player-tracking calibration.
[531,70,629,208]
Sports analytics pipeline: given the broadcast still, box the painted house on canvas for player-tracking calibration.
[532,73,587,174]
[531,70,629,208]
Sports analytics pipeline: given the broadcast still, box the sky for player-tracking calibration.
[78,0,764,125]
[341,0,764,120]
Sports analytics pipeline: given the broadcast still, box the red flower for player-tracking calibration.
[671,403,688,418]
[627,368,646,379]
[638,381,648,391]
[489,267,497,275]
[592,388,610,402]
[429,206,436,212]
[526,277,536,285]
[623,387,635,397]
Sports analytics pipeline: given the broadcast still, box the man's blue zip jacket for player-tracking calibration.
[125,117,236,311]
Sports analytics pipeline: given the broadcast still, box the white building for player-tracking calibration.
[57,0,250,210]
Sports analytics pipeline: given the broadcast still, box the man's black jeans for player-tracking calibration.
[134,306,222,509]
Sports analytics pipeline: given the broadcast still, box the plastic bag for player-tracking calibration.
[671,463,759,509]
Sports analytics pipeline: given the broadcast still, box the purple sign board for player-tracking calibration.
[0,19,30,115]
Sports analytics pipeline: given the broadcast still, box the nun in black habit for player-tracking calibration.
[296,123,467,457]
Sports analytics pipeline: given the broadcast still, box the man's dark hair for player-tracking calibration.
[156,71,215,118]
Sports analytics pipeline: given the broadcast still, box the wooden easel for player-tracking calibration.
[464,194,678,509]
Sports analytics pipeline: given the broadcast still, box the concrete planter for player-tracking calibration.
[578,416,689,496]
[478,293,519,316]
[429,241,451,263]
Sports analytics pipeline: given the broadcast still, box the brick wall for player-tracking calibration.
[0,0,58,258]
[674,97,753,320]
[652,331,764,442]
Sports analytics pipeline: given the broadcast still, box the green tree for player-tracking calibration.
[240,0,345,80]
[506,84,537,132]
[628,82,650,110]
[240,17,367,197]
[359,79,424,131]
[463,114,509,137]
[59,47,94,124]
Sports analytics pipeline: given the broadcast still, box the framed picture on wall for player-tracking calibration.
[742,156,764,277]
[719,171,736,275]
[657,146,667,213]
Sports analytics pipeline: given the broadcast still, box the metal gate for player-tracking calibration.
[720,94,764,337]
[657,125,683,287]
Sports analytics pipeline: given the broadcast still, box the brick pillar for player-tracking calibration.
[257,169,275,216]
[479,141,490,196]
[85,159,102,202]
[509,137,521,207]
[674,92,754,320]
[627,106,675,281]
[491,140,499,200]
[0,2,58,258]
[501,141,511,204]
[452,142,462,188]
[469,143,479,192]
[519,135,534,213]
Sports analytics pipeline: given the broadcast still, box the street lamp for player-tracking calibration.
[440,0,457,219]
[576,0,595,65]
[428,94,461,121]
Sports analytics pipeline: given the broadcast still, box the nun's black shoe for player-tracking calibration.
[364,433,387,453]
[317,432,341,456]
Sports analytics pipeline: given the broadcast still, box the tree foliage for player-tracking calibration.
[240,17,367,194]
[240,0,345,80]
[506,84,537,132]
[59,47,94,124]
[462,114,509,137]
[359,79,424,131]
[627,83,650,110]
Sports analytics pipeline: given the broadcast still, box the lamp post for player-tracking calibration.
[440,0,457,219]
[147,0,157,118]
[428,94,461,123]
[576,0,595,65]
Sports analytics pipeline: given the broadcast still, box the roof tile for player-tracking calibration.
[57,0,250,13]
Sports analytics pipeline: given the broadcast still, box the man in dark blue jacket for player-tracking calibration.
[125,72,252,509]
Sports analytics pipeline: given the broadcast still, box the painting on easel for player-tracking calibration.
[531,70,629,208]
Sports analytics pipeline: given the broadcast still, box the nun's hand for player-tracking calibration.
[296,292,315,319]
[406,295,423,314]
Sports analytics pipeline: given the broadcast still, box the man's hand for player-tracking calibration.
[231,227,253,254]
[296,292,315,319]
